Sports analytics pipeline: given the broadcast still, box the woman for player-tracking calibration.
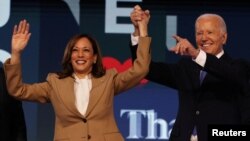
[3,6,151,141]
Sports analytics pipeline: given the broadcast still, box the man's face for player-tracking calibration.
[195,16,227,55]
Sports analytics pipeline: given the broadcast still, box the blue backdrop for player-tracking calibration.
[1,0,250,141]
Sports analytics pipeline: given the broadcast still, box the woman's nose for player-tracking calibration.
[78,51,83,57]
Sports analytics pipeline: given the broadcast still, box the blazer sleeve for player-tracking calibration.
[114,37,151,94]
[3,59,50,103]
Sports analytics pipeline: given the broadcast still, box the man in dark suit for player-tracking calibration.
[0,67,27,141]
[130,6,249,141]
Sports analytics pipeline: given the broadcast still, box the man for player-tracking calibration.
[130,6,249,141]
[0,67,27,141]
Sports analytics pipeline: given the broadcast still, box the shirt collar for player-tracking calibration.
[73,73,91,83]
[216,50,224,58]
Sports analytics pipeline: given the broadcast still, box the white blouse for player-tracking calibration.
[74,74,92,116]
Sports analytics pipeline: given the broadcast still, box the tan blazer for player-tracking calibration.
[4,37,151,141]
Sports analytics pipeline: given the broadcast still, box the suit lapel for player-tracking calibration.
[201,53,231,85]
[187,61,204,100]
[220,53,231,62]
[196,53,233,101]
[189,61,202,89]
[85,75,106,117]
[56,76,82,116]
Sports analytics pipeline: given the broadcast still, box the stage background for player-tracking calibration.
[1,0,250,140]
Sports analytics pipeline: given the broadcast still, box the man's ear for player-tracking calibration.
[222,32,228,45]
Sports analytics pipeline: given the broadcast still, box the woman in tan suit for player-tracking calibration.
[4,5,151,141]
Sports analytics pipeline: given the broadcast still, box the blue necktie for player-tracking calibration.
[200,70,207,84]
[192,126,197,135]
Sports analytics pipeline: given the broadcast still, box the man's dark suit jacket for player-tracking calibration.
[130,44,250,141]
[0,68,27,141]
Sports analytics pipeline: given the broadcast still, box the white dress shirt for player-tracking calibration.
[74,74,92,116]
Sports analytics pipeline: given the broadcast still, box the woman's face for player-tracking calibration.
[71,37,97,78]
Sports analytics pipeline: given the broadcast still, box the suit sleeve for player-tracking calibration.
[3,59,50,103]
[113,37,151,94]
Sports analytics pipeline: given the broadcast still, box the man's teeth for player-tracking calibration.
[202,44,210,47]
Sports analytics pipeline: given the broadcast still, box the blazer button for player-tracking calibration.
[88,135,91,139]
[83,118,87,123]
[196,110,200,115]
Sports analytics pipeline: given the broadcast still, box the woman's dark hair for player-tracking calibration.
[57,34,106,79]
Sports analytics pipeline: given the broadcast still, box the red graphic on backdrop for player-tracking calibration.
[102,57,148,84]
